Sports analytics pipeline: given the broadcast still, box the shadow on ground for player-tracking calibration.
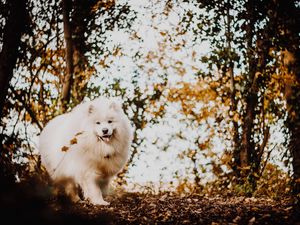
[1,180,300,225]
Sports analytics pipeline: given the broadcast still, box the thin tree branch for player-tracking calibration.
[10,88,43,131]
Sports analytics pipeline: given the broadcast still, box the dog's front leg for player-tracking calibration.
[80,173,109,205]
[99,178,111,197]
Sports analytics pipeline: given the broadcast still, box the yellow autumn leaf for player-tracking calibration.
[25,113,31,122]
[233,113,239,122]
[295,178,300,183]
[221,152,232,164]
[70,137,77,145]
[61,146,69,152]
[75,131,83,136]
[240,166,251,170]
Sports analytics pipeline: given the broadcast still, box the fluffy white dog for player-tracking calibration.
[39,97,133,205]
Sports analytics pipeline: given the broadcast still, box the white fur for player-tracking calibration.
[39,97,133,205]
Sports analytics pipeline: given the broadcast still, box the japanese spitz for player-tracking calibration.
[39,97,133,205]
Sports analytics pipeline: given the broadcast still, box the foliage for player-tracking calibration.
[0,0,299,201]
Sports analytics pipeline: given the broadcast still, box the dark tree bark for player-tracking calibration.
[277,0,300,201]
[239,1,257,177]
[235,1,271,192]
[61,0,99,111]
[61,0,74,111]
[225,0,240,172]
[287,22,300,207]
[0,0,27,188]
[70,0,98,104]
[287,80,300,199]
[0,0,27,119]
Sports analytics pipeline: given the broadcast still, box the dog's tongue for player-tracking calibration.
[102,136,111,142]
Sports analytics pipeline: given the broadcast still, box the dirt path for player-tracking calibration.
[52,192,299,225]
[1,185,299,225]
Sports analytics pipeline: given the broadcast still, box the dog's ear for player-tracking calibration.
[88,104,94,114]
[109,101,122,111]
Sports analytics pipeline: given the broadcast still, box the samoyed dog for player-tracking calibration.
[39,97,133,205]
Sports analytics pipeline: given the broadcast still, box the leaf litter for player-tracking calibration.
[56,192,299,225]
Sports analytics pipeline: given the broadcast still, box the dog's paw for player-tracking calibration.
[87,196,110,206]
[92,199,110,206]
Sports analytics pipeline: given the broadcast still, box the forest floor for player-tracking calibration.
[60,192,300,225]
[2,185,299,225]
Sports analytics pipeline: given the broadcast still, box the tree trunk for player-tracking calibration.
[61,0,98,110]
[225,0,240,172]
[284,48,300,201]
[0,0,27,119]
[0,0,27,187]
[240,91,257,167]
[61,0,74,111]
[229,64,240,163]
[239,1,257,173]
[287,88,300,197]
[271,0,300,202]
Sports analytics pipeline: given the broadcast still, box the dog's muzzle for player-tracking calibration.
[96,133,113,142]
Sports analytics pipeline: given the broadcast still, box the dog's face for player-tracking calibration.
[88,100,121,143]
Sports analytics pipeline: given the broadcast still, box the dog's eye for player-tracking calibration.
[96,121,101,125]
[108,120,112,124]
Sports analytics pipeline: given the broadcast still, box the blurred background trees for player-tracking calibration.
[0,0,299,201]
[177,0,300,196]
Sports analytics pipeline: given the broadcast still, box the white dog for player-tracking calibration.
[39,97,133,205]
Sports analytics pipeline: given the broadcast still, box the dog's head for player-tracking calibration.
[87,98,122,143]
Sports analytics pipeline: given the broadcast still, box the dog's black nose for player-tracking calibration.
[102,128,108,134]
